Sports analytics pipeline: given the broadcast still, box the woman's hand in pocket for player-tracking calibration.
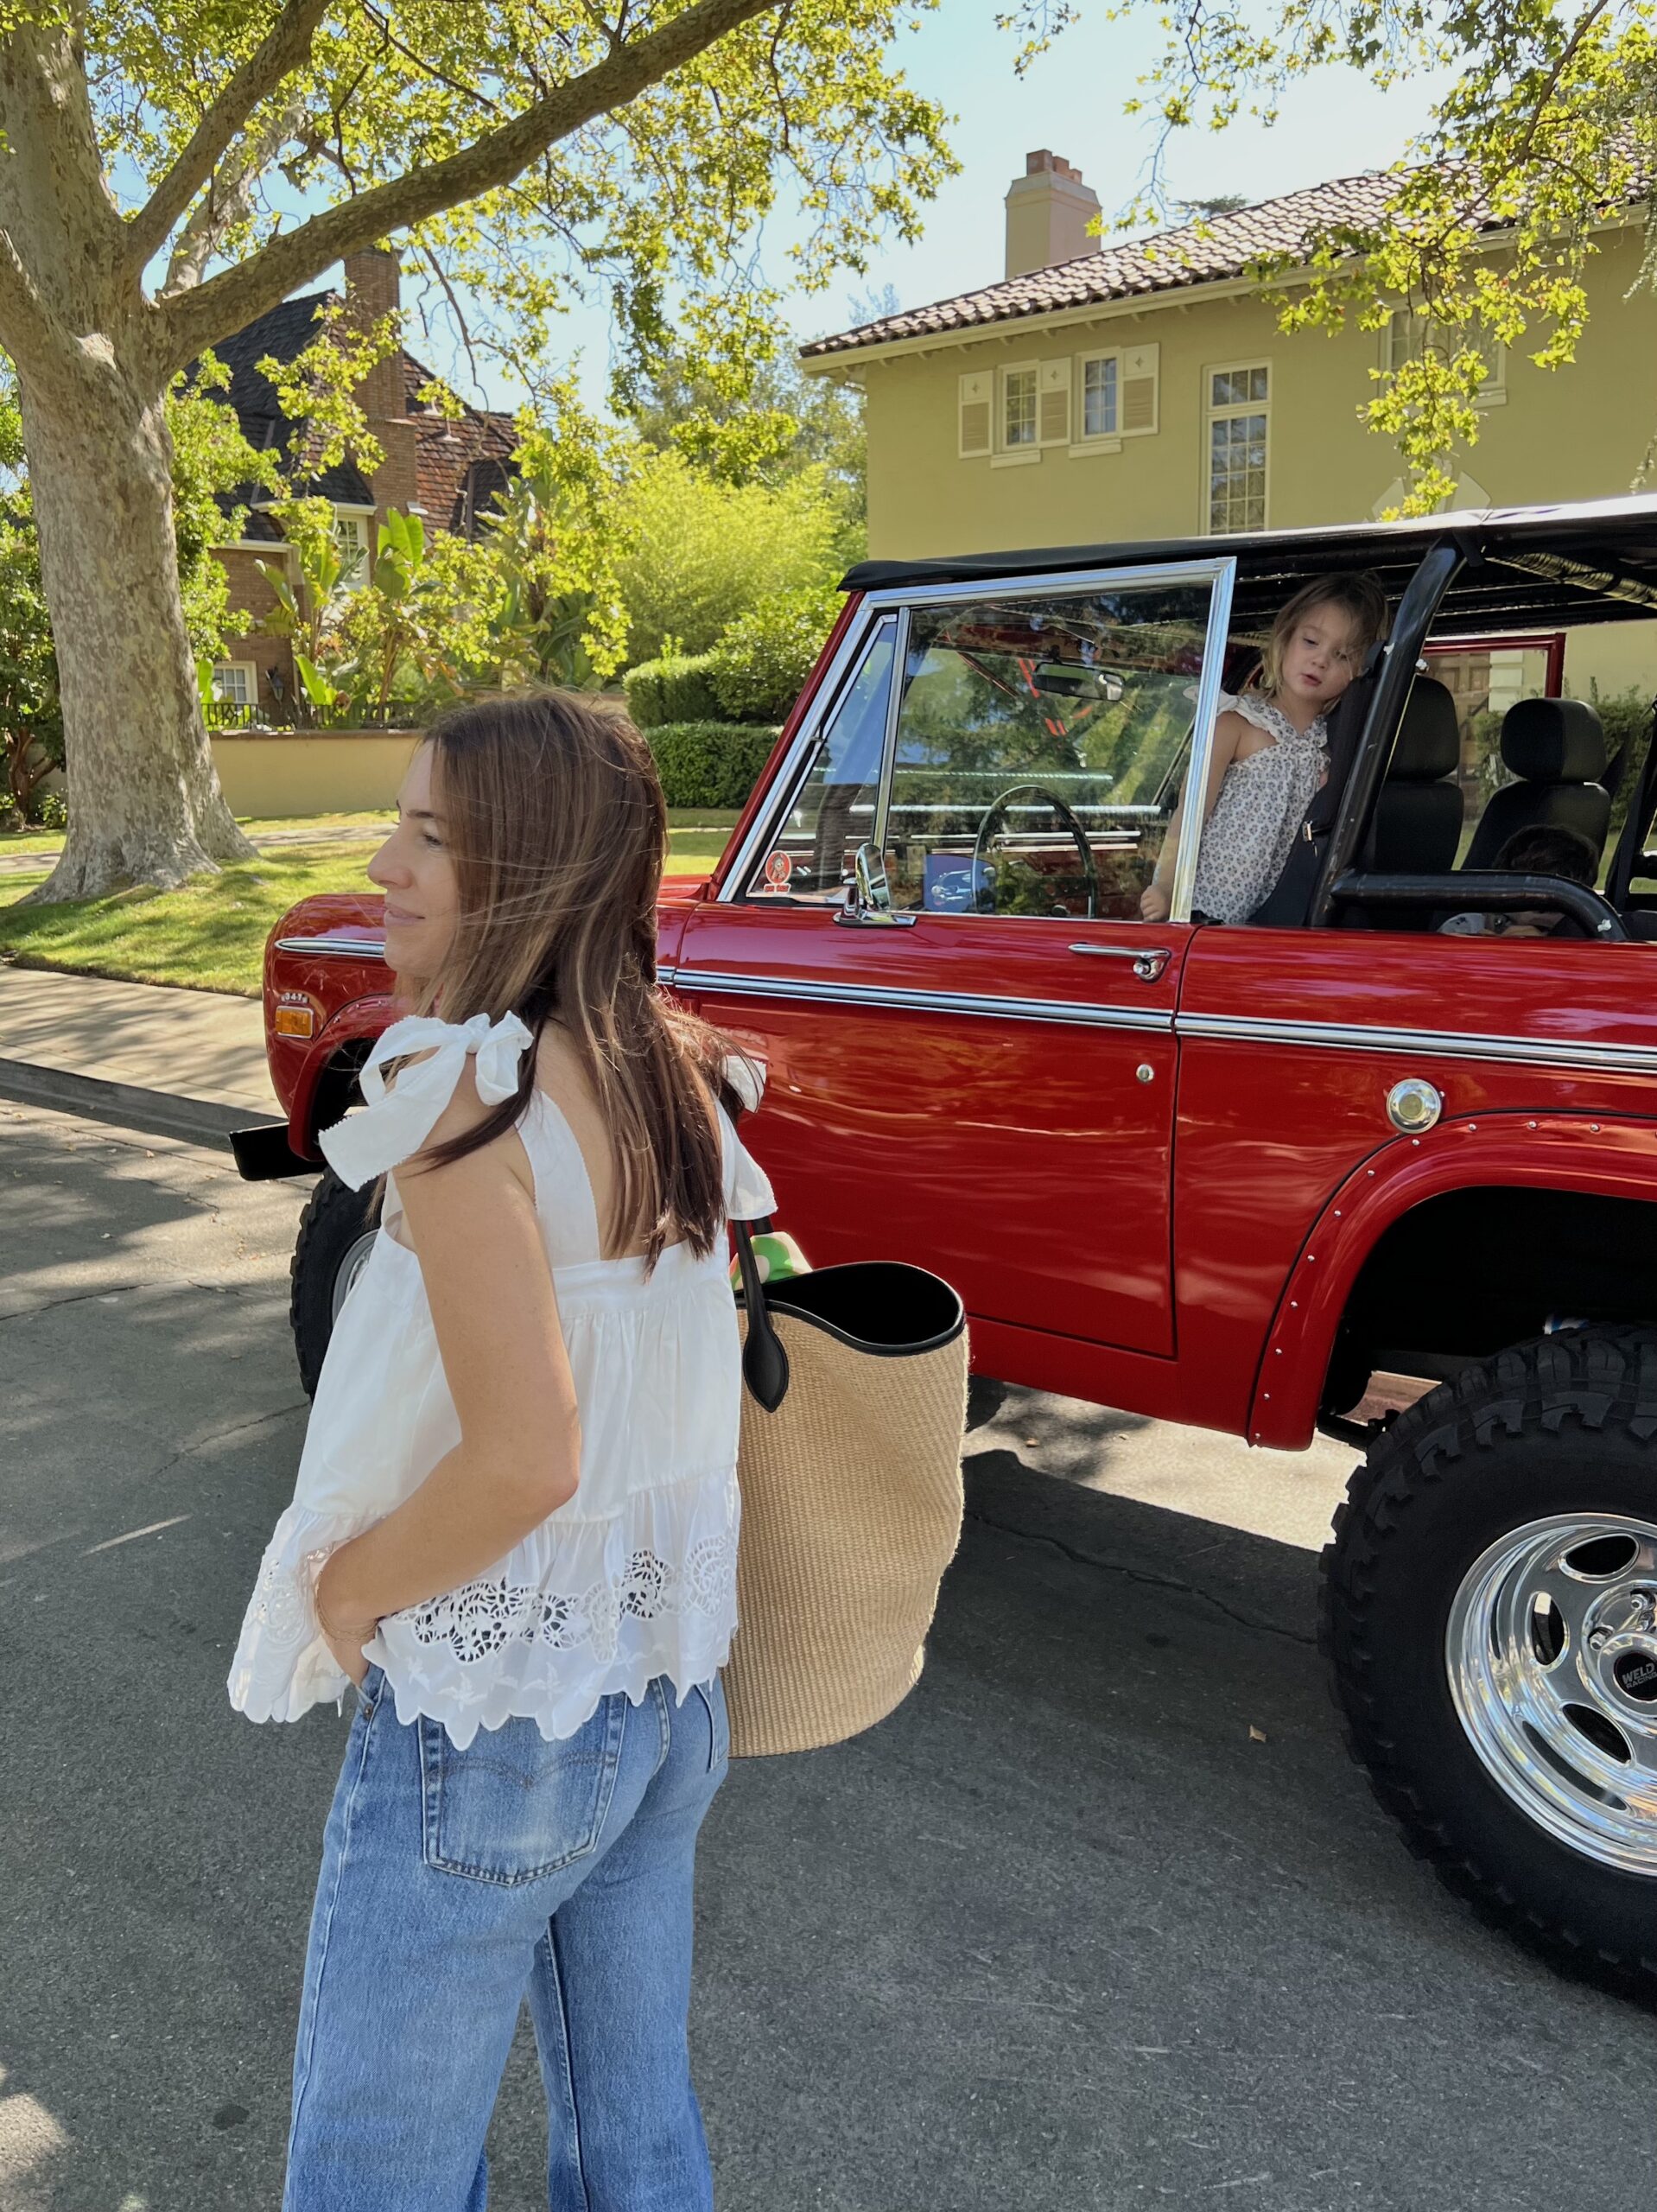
[315,1549,378,1687]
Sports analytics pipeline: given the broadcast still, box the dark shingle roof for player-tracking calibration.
[802,171,1416,359]
[206,290,517,532]
[212,288,334,416]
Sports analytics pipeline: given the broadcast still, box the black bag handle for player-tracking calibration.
[733,1214,790,1413]
[717,1077,790,1414]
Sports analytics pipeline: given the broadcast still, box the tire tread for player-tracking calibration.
[1319,1326,1657,1993]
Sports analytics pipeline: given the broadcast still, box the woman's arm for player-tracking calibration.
[1140,711,1247,920]
[314,1065,581,1681]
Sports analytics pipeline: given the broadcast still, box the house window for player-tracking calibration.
[1080,353,1119,440]
[1001,365,1038,448]
[332,510,371,592]
[211,662,254,707]
[1385,310,1505,403]
[1205,365,1270,534]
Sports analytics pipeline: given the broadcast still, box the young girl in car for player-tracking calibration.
[1140,572,1389,924]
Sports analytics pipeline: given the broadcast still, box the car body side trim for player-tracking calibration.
[274,936,388,962]
[662,966,1657,1075]
[1178,1009,1657,1079]
[659,964,1172,1034]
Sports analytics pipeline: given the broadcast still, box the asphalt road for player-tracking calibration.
[2,1098,1652,2212]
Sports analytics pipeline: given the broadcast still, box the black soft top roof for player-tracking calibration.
[841,494,1657,637]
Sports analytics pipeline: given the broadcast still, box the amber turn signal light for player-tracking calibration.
[274,1004,315,1038]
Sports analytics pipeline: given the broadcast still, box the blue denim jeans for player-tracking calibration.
[283,1666,729,2212]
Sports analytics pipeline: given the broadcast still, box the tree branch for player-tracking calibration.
[157,0,784,372]
[0,224,65,381]
[164,87,315,295]
[127,0,335,273]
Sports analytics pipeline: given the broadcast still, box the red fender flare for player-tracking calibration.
[284,995,399,1160]
[1248,1109,1657,1448]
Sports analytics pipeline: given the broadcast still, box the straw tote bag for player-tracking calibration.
[721,1209,970,1758]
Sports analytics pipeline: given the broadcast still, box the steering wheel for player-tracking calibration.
[969,782,1099,919]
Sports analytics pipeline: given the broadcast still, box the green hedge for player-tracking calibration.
[624,654,723,728]
[646,722,781,810]
[705,585,841,724]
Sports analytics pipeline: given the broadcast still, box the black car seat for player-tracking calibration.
[1329,674,1463,930]
[1363,674,1463,876]
[1462,698,1610,870]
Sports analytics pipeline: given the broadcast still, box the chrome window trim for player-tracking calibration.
[870,604,911,857]
[717,556,1240,911]
[1167,558,1237,925]
[658,964,1172,1035]
[1178,1010,1657,1079]
[274,935,387,962]
[856,556,1240,613]
[717,607,896,905]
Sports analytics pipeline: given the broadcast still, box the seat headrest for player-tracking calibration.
[1501,696,1605,783]
[1388,675,1459,781]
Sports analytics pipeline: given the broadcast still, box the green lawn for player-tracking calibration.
[0,828,733,997]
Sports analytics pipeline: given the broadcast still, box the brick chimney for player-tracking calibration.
[341,245,418,519]
[1005,150,1101,280]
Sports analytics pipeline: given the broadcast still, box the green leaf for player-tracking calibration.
[295,654,342,710]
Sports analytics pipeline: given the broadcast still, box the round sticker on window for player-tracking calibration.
[764,850,792,891]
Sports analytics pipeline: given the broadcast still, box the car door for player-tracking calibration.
[673,559,1237,1359]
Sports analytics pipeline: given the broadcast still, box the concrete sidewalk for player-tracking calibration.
[0,963,277,1138]
[0,821,390,874]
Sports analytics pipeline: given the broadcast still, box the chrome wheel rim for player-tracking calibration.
[331,1230,378,1323]
[1446,1513,1657,1875]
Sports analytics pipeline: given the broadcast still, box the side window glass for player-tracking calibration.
[745,618,896,902]
[883,582,1215,918]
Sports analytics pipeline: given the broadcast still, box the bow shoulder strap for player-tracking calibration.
[318,1010,534,1191]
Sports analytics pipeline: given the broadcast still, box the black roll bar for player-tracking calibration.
[1310,538,1466,931]
[1326,870,1629,941]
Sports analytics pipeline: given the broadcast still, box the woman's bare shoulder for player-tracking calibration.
[530,1022,591,1110]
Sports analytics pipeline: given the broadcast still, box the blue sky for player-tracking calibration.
[329,7,1454,418]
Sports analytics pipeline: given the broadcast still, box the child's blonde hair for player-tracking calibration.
[1258,572,1389,698]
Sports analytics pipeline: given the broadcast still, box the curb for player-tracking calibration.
[0,1055,262,1148]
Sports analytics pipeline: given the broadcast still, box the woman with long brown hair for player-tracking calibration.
[228,692,771,2209]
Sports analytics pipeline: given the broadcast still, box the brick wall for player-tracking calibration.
[342,247,422,524]
[220,548,295,708]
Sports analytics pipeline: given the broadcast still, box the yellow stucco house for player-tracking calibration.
[801,153,1657,704]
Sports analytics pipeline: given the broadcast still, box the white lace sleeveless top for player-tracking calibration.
[226,1011,775,1748]
[1190,690,1329,925]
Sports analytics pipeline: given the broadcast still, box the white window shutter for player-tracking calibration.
[1121,342,1160,436]
[958,370,992,459]
[1038,359,1071,448]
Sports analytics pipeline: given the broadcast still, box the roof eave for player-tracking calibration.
[799,201,1647,372]
[798,265,1292,372]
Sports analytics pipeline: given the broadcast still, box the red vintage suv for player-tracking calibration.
[234,497,1657,1988]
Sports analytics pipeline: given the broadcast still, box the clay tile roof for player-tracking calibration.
[801,171,1413,360]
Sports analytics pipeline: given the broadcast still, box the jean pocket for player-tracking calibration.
[417,1700,627,1887]
[693,1678,729,1773]
[353,1663,384,1719]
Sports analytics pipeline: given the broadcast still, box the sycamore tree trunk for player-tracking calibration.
[19,355,256,900]
[0,25,254,904]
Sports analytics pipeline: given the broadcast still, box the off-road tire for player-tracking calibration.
[290,1171,377,1396]
[1322,1327,1657,1994]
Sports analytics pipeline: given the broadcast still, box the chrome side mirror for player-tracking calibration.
[835,842,916,927]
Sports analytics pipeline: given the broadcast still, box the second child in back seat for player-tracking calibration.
[1141,572,1389,925]
[1438,823,1600,938]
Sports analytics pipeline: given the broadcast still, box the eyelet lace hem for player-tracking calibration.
[397,1534,735,1667]
[228,1474,740,1745]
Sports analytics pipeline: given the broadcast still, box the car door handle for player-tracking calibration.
[1069,943,1172,983]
